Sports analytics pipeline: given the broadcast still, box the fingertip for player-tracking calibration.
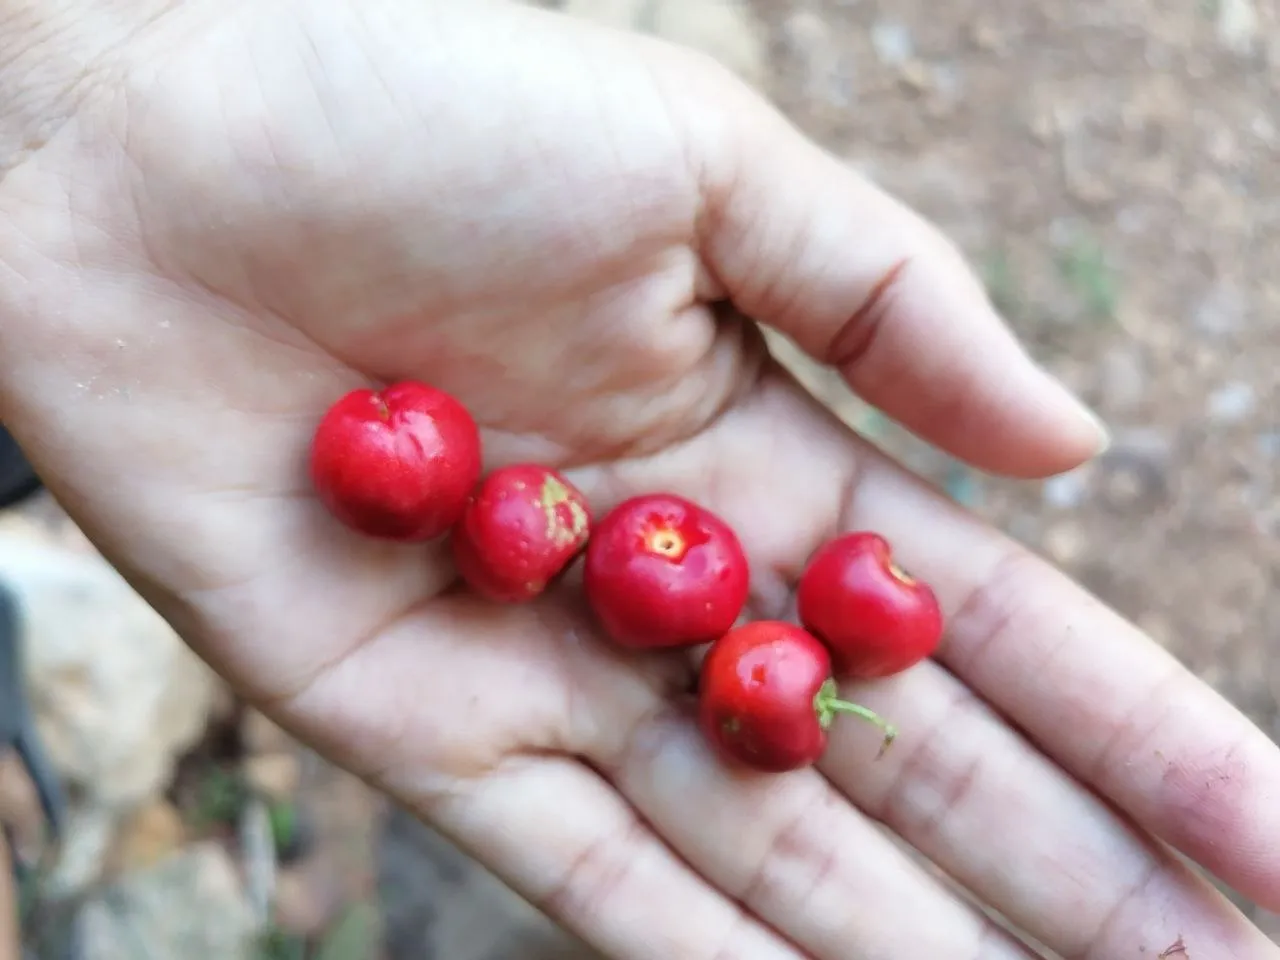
[950,353,1110,479]
[1027,362,1112,466]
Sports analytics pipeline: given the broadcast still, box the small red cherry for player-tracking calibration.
[452,464,592,603]
[583,493,749,649]
[698,621,896,773]
[796,531,943,679]
[309,380,481,542]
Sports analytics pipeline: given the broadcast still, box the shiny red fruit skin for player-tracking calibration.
[583,493,749,649]
[451,464,592,603]
[309,381,482,542]
[796,531,943,678]
[699,621,833,772]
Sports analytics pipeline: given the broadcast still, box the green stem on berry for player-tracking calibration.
[814,678,897,759]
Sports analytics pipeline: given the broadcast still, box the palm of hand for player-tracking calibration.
[1,2,1277,958]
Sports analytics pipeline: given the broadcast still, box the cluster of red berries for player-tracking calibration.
[309,381,944,774]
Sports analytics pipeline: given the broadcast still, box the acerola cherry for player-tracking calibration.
[309,380,482,542]
[698,621,896,773]
[583,493,749,649]
[451,464,592,603]
[796,531,943,679]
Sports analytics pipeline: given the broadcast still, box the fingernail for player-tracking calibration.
[1085,407,1111,456]
[1041,366,1111,456]
[1071,396,1111,456]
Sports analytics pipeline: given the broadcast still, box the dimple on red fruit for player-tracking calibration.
[583,493,749,649]
[698,621,896,773]
[796,531,943,679]
[451,464,592,603]
[309,380,481,542]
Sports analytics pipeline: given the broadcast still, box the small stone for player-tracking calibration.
[870,20,914,65]
[243,753,302,802]
[240,798,277,926]
[53,808,118,896]
[1217,0,1259,56]
[1042,466,1093,509]
[1207,381,1256,422]
[1193,282,1248,336]
[1252,114,1277,145]
[109,799,186,873]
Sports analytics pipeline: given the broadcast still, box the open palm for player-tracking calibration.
[1,1,1276,957]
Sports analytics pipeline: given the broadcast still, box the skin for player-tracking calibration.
[583,493,750,648]
[797,531,945,678]
[1,2,1278,958]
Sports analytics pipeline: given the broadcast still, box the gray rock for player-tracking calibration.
[78,843,260,960]
[870,20,914,66]
[1193,282,1249,336]
[379,806,599,960]
[1042,466,1094,510]
[1217,0,1259,57]
[1207,381,1257,423]
[0,533,217,894]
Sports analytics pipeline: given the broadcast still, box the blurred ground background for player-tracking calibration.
[1,0,1276,956]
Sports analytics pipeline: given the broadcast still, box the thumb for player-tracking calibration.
[687,75,1108,479]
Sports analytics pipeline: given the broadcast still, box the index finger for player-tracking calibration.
[694,84,1109,479]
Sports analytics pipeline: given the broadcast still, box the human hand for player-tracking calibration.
[1,1,1277,956]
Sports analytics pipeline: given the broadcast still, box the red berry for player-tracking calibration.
[309,381,482,542]
[698,621,895,773]
[451,464,592,603]
[796,532,943,679]
[583,493,749,649]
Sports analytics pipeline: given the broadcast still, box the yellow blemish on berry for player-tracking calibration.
[538,475,588,548]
